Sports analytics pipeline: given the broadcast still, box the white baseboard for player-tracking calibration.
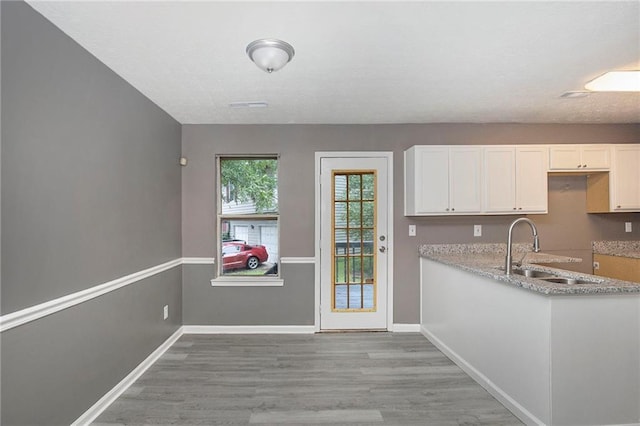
[392,323,420,332]
[420,325,543,426]
[183,325,419,334]
[71,327,184,426]
[183,325,316,334]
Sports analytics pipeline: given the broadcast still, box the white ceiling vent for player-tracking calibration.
[229,102,269,109]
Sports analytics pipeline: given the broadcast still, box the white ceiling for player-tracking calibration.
[27,1,640,124]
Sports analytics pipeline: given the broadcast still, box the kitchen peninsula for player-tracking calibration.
[420,244,640,426]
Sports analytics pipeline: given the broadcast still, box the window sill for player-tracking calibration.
[210,277,284,287]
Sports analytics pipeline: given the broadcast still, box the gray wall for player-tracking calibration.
[1,2,182,424]
[181,124,640,325]
[1,1,638,422]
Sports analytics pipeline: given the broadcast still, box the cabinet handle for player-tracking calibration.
[617,205,621,208]
[513,207,517,210]
[583,164,587,168]
[451,208,455,211]
[445,208,449,212]
[577,164,582,168]
[518,207,522,210]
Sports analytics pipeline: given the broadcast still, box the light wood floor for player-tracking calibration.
[93,333,523,425]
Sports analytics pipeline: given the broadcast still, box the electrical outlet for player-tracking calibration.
[163,305,169,320]
[593,261,600,270]
[474,225,482,237]
[408,225,416,237]
[625,222,632,233]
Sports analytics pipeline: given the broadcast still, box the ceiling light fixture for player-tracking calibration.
[560,91,591,99]
[584,70,640,92]
[246,39,295,73]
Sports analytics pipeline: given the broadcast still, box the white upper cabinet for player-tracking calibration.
[404,146,481,215]
[405,143,638,216]
[515,147,549,213]
[405,146,448,214]
[449,148,483,213]
[549,144,610,171]
[483,147,516,212]
[483,146,548,214]
[611,145,640,211]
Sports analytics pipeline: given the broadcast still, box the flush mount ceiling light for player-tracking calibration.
[560,91,591,99]
[246,39,295,73]
[584,70,640,92]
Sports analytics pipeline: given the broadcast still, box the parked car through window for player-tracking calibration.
[222,242,269,271]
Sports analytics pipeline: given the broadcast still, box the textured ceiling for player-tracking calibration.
[27,1,640,124]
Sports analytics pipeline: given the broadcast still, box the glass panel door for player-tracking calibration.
[332,171,376,311]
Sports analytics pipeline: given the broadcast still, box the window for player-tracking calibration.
[217,156,279,278]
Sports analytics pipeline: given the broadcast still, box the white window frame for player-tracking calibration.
[211,155,283,287]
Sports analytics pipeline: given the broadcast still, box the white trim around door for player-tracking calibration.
[314,152,394,332]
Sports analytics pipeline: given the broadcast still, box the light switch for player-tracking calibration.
[474,225,482,237]
[409,225,417,237]
[625,222,632,233]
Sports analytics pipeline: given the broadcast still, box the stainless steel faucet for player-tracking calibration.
[505,217,540,275]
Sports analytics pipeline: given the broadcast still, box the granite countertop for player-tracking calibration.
[419,243,640,295]
[593,240,640,259]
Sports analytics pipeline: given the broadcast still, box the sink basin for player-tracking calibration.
[512,269,556,279]
[542,277,600,285]
[500,266,601,285]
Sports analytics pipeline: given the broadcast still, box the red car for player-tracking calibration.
[222,242,269,270]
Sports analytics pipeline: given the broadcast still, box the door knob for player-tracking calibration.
[379,246,386,253]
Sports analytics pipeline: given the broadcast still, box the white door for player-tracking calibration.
[260,225,278,263]
[319,155,390,330]
[234,226,249,242]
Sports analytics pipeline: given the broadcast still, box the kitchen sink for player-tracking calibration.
[512,269,556,279]
[503,267,601,285]
[541,277,600,285]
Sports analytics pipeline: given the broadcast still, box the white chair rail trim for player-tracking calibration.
[182,257,216,264]
[0,258,184,332]
[1,256,314,332]
[280,257,316,264]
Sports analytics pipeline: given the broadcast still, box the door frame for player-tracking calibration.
[314,151,394,332]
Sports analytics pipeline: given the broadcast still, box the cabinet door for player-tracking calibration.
[581,145,610,169]
[611,145,640,210]
[415,147,450,214]
[516,147,548,213]
[449,148,482,213]
[549,146,581,170]
[594,254,640,282]
[483,147,516,213]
